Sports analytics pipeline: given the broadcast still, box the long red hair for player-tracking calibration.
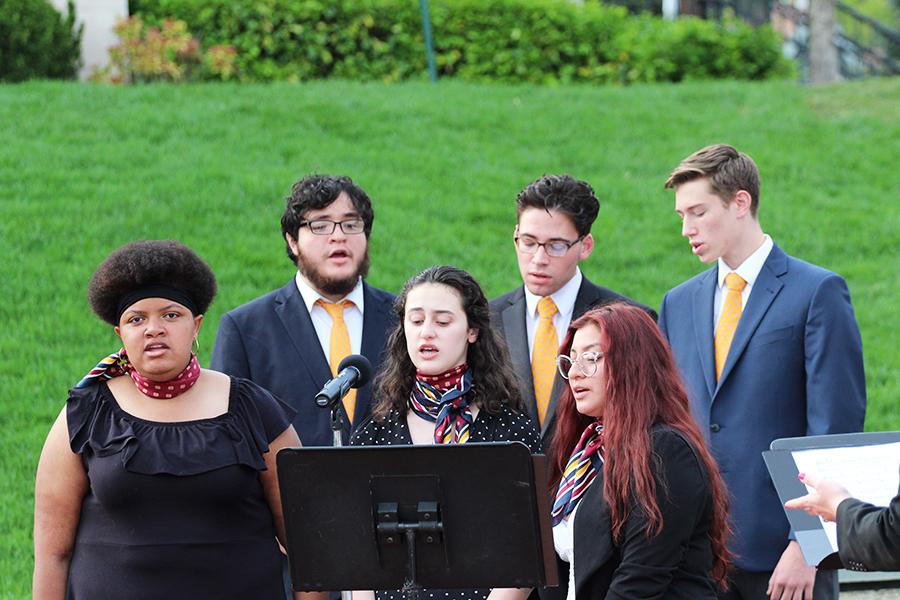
[548,303,732,588]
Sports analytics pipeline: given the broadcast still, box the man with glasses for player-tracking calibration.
[211,174,395,447]
[490,174,656,449]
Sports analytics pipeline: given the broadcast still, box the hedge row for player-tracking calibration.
[131,0,793,84]
[0,0,82,82]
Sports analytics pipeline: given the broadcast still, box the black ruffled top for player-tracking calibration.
[64,377,296,600]
[67,377,295,475]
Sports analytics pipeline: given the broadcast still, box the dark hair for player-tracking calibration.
[88,240,217,325]
[373,265,522,418]
[549,303,732,588]
[280,174,374,263]
[664,144,761,216]
[515,174,599,237]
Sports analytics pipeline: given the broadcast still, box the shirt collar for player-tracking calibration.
[524,268,583,319]
[717,234,773,289]
[294,272,365,312]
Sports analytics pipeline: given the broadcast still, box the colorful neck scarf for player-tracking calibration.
[76,349,201,399]
[409,366,473,444]
[551,420,604,526]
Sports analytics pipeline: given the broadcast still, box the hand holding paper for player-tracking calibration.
[785,473,853,523]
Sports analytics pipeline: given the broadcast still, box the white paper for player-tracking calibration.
[791,442,900,550]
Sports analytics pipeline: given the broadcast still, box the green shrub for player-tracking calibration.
[0,0,82,82]
[131,0,793,84]
[90,15,237,83]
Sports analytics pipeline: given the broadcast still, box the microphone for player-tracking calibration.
[315,354,373,408]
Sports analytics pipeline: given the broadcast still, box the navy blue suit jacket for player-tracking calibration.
[210,279,395,446]
[659,243,866,571]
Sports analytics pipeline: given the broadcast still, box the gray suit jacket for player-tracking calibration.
[490,276,656,446]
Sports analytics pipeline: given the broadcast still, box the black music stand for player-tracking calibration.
[277,442,557,598]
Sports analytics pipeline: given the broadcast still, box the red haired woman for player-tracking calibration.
[545,302,731,599]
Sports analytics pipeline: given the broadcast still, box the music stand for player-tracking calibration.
[277,442,557,598]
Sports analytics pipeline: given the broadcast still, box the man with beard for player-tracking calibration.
[211,174,395,446]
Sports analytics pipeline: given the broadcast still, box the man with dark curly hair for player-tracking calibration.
[211,175,395,447]
[490,174,656,450]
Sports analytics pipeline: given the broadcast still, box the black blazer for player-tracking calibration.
[210,279,395,446]
[490,276,657,446]
[837,465,900,572]
[568,426,719,600]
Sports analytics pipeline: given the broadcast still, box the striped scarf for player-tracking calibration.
[75,349,201,399]
[408,367,473,444]
[551,420,604,526]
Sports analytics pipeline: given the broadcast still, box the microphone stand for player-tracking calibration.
[330,398,345,449]
[320,383,353,600]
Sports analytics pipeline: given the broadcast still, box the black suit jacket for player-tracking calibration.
[570,426,719,599]
[837,466,900,572]
[210,279,395,446]
[490,276,657,446]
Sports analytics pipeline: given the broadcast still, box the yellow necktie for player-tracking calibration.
[532,297,559,426]
[715,273,747,381]
[316,299,356,424]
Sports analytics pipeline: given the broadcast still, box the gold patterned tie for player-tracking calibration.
[715,272,747,381]
[316,299,357,424]
[532,297,559,426]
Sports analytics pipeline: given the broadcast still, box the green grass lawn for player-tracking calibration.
[1,77,897,596]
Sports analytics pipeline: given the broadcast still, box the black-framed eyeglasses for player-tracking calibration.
[299,219,366,236]
[556,352,603,379]
[515,235,583,258]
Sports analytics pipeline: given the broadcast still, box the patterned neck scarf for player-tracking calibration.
[409,365,473,444]
[551,420,605,526]
[76,349,201,399]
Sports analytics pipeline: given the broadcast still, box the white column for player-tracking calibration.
[662,0,680,19]
[50,0,129,80]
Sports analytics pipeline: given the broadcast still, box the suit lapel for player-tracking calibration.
[692,269,718,400]
[715,246,787,390]
[357,283,392,428]
[547,279,604,436]
[273,280,333,394]
[573,468,613,594]
[500,288,539,424]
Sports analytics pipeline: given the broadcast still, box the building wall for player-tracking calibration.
[50,0,129,80]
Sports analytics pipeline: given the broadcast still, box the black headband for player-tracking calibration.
[116,285,199,323]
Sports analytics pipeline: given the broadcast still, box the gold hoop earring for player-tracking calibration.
[192,336,200,357]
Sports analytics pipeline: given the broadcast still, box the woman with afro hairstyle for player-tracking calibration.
[33,240,302,600]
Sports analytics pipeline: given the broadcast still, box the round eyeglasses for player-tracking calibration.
[515,235,583,258]
[556,352,604,379]
[300,219,366,235]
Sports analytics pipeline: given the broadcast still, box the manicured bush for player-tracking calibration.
[0,0,82,82]
[131,0,792,84]
[90,15,237,83]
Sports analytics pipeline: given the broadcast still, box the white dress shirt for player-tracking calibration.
[714,235,774,329]
[524,268,583,358]
[295,272,364,357]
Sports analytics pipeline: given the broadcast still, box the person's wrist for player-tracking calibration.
[830,493,853,516]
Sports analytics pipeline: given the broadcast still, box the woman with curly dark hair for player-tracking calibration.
[33,240,302,600]
[350,265,541,600]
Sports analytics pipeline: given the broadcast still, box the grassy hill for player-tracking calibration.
[1,77,897,596]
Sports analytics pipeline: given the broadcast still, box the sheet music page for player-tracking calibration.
[791,442,900,550]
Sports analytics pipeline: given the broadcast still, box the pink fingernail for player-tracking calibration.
[798,473,805,480]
